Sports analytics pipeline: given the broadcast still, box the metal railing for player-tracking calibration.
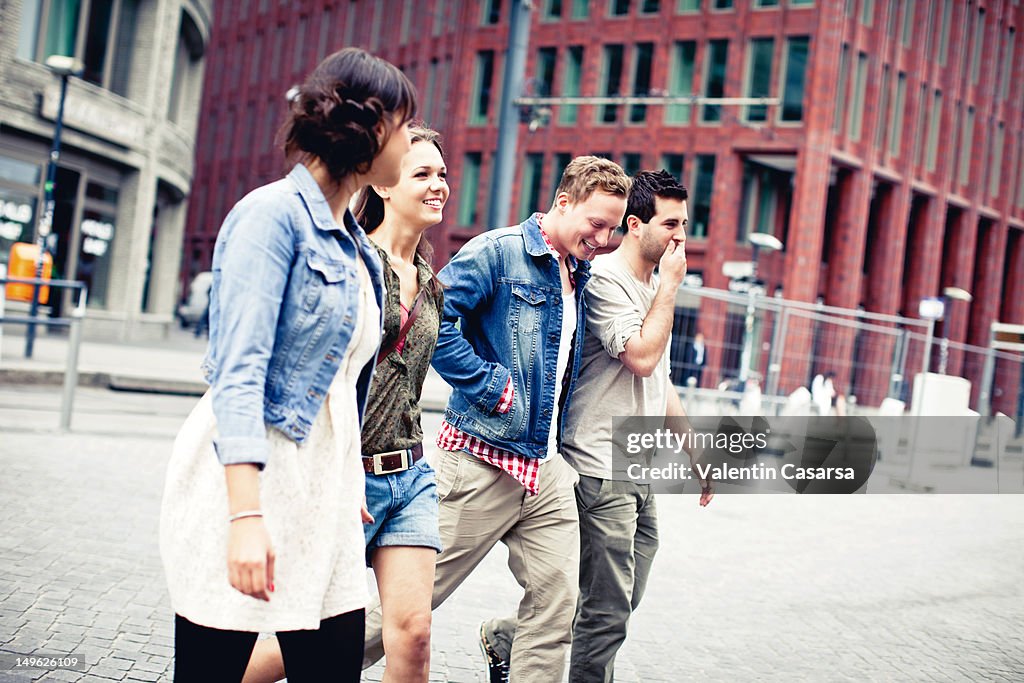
[670,285,1024,419]
[0,275,88,430]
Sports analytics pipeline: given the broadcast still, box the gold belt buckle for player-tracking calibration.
[373,449,408,475]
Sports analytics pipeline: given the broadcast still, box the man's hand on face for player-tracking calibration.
[659,238,687,290]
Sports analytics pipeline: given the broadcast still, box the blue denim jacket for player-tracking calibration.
[201,164,386,468]
[431,213,591,459]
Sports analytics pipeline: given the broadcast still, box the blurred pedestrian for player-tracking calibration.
[241,125,449,683]
[159,48,416,683]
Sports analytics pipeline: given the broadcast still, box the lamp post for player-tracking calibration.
[24,55,84,358]
[739,232,783,382]
[937,286,973,374]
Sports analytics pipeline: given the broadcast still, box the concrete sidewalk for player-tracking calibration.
[0,325,453,411]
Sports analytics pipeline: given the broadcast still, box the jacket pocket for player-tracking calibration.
[301,251,350,313]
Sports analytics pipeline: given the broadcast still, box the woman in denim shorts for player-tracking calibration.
[243,124,448,683]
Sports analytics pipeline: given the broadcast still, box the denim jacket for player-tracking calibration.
[431,213,591,459]
[201,164,386,468]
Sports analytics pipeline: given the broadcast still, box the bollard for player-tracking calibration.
[59,288,87,431]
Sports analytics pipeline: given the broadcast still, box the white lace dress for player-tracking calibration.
[160,259,379,632]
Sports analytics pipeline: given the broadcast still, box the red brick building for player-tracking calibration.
[182,0,1024,413]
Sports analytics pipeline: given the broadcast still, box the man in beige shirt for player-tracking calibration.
[481,170,713,682]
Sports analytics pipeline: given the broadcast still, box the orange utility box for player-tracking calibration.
[5,242,52,304]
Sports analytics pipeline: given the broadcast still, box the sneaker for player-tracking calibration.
[479,621,510,683]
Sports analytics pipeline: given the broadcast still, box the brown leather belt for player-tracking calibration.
[362,443,424,476]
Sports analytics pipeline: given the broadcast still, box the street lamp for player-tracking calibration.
[937,286,973,374]
[738,232,784,382]
[24,55,84,358]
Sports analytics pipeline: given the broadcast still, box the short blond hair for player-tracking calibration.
[553,156,632,206]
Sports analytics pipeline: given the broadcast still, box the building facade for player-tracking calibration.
[183,0,1024,413]
[1,0,211,340]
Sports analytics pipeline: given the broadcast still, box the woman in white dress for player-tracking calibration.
[159,48,416,682]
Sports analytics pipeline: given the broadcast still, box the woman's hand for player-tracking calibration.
[227,517,275,601]
[224,463,273,600]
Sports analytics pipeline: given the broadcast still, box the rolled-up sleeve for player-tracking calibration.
[209,195,295,469]
[584,272,644,359]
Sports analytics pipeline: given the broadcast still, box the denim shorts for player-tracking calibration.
[363,456,443,565]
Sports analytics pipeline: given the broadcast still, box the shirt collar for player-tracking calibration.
[287,163,351,234]
[532,213,578,274]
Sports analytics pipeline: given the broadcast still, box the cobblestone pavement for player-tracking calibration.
[1,385,1023,682]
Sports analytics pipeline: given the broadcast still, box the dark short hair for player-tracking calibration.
[625,169,689,224]
[281,48,417,182]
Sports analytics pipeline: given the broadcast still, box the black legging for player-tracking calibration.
[173,609,365,682]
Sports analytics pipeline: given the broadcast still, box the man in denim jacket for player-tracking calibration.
[361,157,630,681]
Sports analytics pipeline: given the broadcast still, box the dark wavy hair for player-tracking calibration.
[352,123,444,298]
[280,48,417,182]
[626,169,689,224]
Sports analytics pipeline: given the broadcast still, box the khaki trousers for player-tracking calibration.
[363,448,581,682]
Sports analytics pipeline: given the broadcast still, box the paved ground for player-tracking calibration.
[1,385,1024,681]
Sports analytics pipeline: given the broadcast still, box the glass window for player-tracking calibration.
[990,123,1004,199]
[938,0,952,65]
[745,38,774,122]
[926,90,942,172]
[470,50,495,125]
[572,0,590,19]
[168,11,204,124]
[559,46,584,125]
[887,0,899,39]
[0,157,42,187]
[790,0,813,5]
[780,36,809,122]
[610,0,631,15]
[701,39,729,124]
[630,42,654,123]
[44,0,81,62]
[661,154,685,186]
[834,44,849,132]
[861,0,874,25]
[959,106,974,187]
[641,0,660,12]
[520,153,545,219]
[536,47,557,97]
[599,44,625,123]
[691,155,715,239]
[901,0,914,46]
[677,0,700,11]
[1001,30,1015,101]
[622,153,642,177]
[875,65,891,150]
[483,0,502,24]
[401,0,413,43]
[17,0,44,61]
[665,41,695,124]
[27,0,142,93]
[544,0,563,20]
[77,187,118,309]
[970,9,984,85]
[713,0,733,8]
[0,189,38,266]
[550,153,572,199]
[913,84,928,168]
[889,72,906,157]
[459,153,482,226]
[432,0,445,35]
[848,52,868,141]
[755,0,780,7]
